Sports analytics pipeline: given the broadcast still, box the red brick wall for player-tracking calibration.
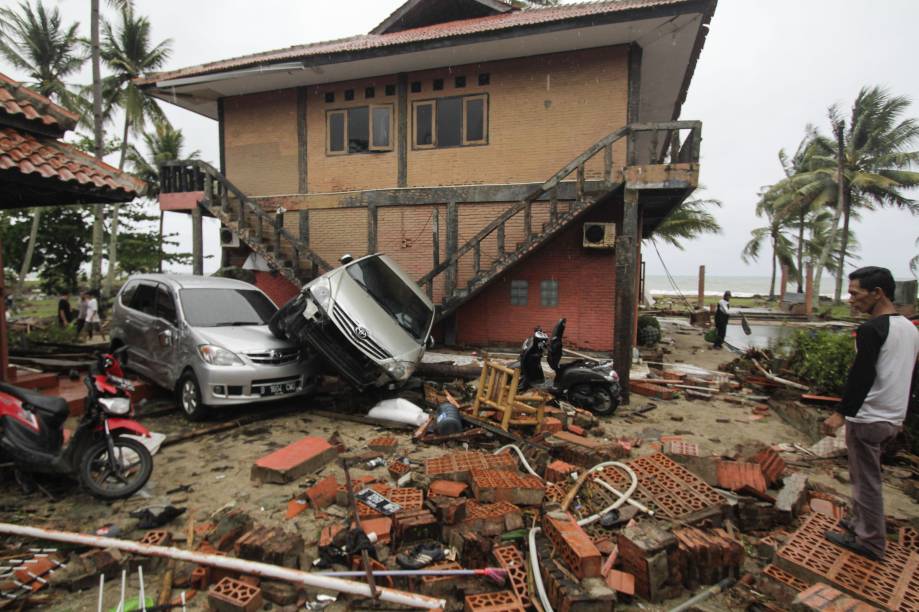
[252,271,299,308]
[454,205,618,351]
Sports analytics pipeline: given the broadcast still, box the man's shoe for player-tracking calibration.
[838,517,855,534]
[824,530,882,562]
[396,543,445,569]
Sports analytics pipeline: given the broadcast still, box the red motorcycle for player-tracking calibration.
[0,347,153,499]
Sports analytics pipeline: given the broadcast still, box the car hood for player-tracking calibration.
[327,271,427,363]
[194,325,296,353]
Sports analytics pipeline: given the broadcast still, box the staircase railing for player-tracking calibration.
[416,120,701,296]
[160,160,332,278]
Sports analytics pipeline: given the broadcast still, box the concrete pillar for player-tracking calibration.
[192,204,203,276]
[614,189,639,404]
[804,263,814,317]
[697,265,705,309]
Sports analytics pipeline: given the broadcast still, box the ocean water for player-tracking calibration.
[645,274,834,298]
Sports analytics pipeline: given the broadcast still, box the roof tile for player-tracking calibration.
[0,73,79,134]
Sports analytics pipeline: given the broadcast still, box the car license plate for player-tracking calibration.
[263,382,297,396]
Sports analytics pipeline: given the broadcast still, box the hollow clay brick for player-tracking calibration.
[250,437,337,484]
[542,511,602,579]
[470,469,545,505]
[207,576,263,612]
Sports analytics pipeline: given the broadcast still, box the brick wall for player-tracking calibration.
[454,203,619,351]
[223,89,299,195]
[224,45,629,196]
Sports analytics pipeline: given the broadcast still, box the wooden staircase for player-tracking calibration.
[416,120,701,317]
[160,160,332,288]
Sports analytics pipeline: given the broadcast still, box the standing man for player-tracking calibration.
[75,292,88,337]
[85,290,101,340]
[713,290,731,349]
[57,291,73,328]
[822,266,919,561]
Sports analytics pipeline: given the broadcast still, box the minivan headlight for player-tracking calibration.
[99,397,131,415]
[198,345,244,366]
[383,360,413,381]
[311,284,331,311]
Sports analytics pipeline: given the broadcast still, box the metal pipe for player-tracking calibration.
[667,577,735,612]
[0,523,445,609]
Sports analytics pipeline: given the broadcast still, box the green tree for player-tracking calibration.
[649,192,722,250]
[775,87,919,302]
[100,5,171,296]
[911,237,919,277]
[741,189,798,300]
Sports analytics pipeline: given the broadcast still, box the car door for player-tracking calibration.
[148,283,180,388]
[123,281,158,378]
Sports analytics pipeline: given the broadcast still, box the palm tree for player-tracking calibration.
[910,237,918,277]
[776,87,919,303]
[649,192,722,250]
[741,190,798,300]
[804,209,860,292]
[128,119,199,272]
[100,5,171,296]
[0,0,85,296]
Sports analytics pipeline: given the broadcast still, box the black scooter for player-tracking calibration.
[518,318,621,416]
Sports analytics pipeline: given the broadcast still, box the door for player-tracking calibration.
[123,281,158,378]
[149,283,180,388]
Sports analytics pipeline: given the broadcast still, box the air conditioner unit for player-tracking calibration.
[219,227,239,248]
[582,222,616,249]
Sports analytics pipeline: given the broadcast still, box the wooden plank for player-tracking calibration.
[445,201,458,296]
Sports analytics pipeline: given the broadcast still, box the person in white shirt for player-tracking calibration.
[713,290,731,349]
[85,291,101,340]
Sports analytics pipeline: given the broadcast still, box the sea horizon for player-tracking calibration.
[644,274,834,298]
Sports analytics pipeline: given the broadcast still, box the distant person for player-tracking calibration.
[713,290,731,349]
[57,291,73,328]
[75,292,88,337]
[822,266,919,561]
[85,290,101,340]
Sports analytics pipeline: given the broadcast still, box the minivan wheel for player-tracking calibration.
[178,371,209,421]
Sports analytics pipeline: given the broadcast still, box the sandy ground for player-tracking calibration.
[1,319,916,610]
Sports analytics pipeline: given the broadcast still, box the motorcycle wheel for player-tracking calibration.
[569,383,619,416]
[79,436,153,500]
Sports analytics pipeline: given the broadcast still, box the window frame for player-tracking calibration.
[412,94,489,150]
[510,279,528,306]
[326,104,394,156]
[540,279,559,308]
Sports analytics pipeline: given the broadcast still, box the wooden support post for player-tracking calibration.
[0,245,7,382]
[603,144,612,183]
[523,201,532,239]
[299,209,309,246]
[497,222,505,257]
[237,196,246,229]
[297,87,308,193]
[697,264,705,309]
[255,208,263,243]
[614,189,639,404]
[576,165,585,200]
[218,99,226,176]
[368,203,378,253]
[220,182,229,213]
[445,202,458,298]
[804,263,814,317]
[549,187,558,224]
[274,211,283,256]
[192,203,203,276]
[430,208,439,300]
[670,129,680,162]
[473,242,481,276]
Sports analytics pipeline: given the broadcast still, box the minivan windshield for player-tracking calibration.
[179,289,277,327]
[346,257,433,342]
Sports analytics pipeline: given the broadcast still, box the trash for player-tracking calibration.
[367,398,429,426]
[130,505,186,529]
[355,488,402,516]
[433,402,463,435]
[396,542,446,569]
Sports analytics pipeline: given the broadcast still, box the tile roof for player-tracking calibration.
[0,127,144,197]
[0,73,79,134]
[138,0,698,85]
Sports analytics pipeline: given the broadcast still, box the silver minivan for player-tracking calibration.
[271,253,435,389]
[110,274,320,421]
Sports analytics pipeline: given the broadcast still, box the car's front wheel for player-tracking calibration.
[177,370,209,421]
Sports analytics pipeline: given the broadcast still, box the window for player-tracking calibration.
[324,92,335,103]
[385,84,395,96]
[478,73,490,86]
[510,280,528,306]
[129,282,157,316]
[433,78,444,91]
[411,81,422,93]
[540,280,559,307]
[344,89,354,101]
[179,289,277,327]
[455,75,466,88]
[120,281,139,307]
[365,86,375,99]
[327,105,393,155]
[412,95,488,149]
[155,284,178,326]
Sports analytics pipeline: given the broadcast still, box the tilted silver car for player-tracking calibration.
[270,253,436,389]
[109,274,320,421]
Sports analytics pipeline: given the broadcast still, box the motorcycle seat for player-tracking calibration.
[0,382,69,421]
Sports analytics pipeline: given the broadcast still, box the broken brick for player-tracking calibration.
[545,459,577,483]
[606,569,635,596]
[629,380,675,400]
[360,517,393,544]
[464,590,524,612]
[752,447,786,486]
[492,545,530,608]
[775,473,809,524]
[426,495,468,525]
[207,577,263,612]
[234,526,304,568]
[250,437,337,484]
[368,436,399,454]
[429,479,468,497]
[420,561,465,595]
[541,416,563,434]
[305,474,338,510]
[425,450,517,482]
[393,509,439,545]
[542,511,602,579]
[463,500,524,535]
[617,521,679,602]
[567,424,586,436]
[717,460,767,494]
[470,469,545,505]
[387,459,411,480]
[792,582,880,612]
[448,527,493,568]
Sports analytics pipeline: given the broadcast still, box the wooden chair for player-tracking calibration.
[471,356,544,431]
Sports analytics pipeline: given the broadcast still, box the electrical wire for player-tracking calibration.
[651,237,695,312]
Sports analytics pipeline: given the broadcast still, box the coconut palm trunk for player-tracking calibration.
[812,123,846,300]
[769,237,777,300]
[103,115,131,297]
[16,208,42,297]
[796,210,805,292]
[833,188,852,304]
[90,0,104,290]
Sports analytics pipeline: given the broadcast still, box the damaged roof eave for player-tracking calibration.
[142,0,715,123]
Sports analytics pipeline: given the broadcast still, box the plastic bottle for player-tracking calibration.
[433,402,462,435]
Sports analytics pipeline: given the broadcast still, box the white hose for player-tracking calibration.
[499,450,639,612]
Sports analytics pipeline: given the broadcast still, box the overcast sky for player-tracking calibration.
[8,0,919,281]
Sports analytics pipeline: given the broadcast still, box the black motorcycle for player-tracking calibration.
[518,318,621,416]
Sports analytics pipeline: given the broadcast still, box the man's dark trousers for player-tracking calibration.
[846,420,899,558]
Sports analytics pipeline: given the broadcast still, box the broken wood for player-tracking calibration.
[415,361,482,380]
[312,410,416,431]
[751,359,809,391]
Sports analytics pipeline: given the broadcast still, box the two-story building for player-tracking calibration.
[141,0,717,399]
